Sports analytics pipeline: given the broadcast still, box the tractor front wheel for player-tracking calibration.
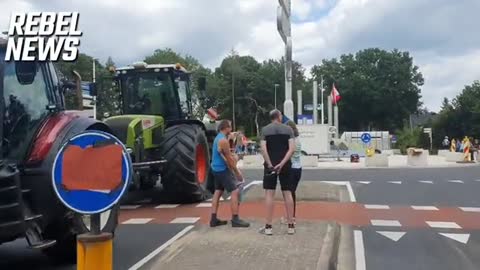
[160,124,210,203]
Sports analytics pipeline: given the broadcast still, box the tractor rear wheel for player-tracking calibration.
[160,124,210,203]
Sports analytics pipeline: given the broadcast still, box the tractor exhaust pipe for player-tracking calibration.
[72,70,83,110]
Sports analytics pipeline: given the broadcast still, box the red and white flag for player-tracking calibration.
[331,83,341,105]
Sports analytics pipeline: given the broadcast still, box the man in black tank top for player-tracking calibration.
[259,110,296,235]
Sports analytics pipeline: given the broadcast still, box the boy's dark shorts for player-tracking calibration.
[263,162,292,191]
[212,169,237,193]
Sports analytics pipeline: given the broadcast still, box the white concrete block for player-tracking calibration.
[382,150,394,156]
[445,152,464,162]
[407,149,429,166]
[301,156,318,167]
[365,154,389,167]
[242,155,264,167]
[438,150,450,157]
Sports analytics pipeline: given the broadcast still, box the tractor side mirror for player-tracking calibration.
[15,61,37,85]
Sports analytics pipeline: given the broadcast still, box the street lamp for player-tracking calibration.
[274,84,280,108]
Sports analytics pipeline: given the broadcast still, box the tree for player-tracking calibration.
[311,48,424,132]
[433,81,480,146]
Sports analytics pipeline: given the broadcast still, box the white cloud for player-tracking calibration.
[0,0,478,111]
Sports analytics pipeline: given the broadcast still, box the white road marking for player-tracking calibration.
[419,180,433,184]
[320,181,356,202]
[371,219,401,227]
[346,181,356,202]
[439,233,470,244]
[364,204,390,209]
[376,231,406,242]
[448,180,464,183]
[426,221,461,229]
[120,205,141,210]
[170,217,200,224]
[195,202,212,208]
[388,181,402,184]
[122,218,153,224]
[357,181,371,185]
[320,181,349,185]
[354,230,366,270]
[459,207,480,212]
[128,225,194,270]
[243,180,263,190]
[154,204,180,209]
[411,206,439,211]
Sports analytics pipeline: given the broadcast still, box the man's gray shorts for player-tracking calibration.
[212,169,237,193]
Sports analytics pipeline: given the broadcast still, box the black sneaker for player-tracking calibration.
[231,218,250,228]
[210,219,228,227]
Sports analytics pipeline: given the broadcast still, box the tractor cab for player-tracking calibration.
[115,62,192,120]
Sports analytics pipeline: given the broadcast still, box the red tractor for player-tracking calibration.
[0,38,117,262]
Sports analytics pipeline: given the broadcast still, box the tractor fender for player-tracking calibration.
[22,114,113,225]
[167,119,217,143]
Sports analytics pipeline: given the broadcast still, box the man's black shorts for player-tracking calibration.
[212,169,237,193]
[263,162,292,191]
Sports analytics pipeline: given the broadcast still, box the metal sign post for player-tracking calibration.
[277,0,294,120]
[52,131,132,270]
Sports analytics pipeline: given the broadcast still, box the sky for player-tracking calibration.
[0,0,478,112]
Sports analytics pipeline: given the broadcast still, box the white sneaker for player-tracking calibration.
[287,224,295,235]
[259,226,273,236]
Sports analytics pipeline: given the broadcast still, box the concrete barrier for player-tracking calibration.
[301,156,318,167]
[242,155,264,167]
[365,154,389,167]
[437,150,449,157]
[382,150,394,156]
[445,152,464,162]
[407,148,429,166]
[392,149,401,155]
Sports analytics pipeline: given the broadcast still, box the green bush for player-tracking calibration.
[395,127,423,154]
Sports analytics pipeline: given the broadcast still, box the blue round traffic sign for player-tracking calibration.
[361,133,372,144]
[52,131,132,215]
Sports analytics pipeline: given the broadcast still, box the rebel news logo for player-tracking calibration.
[5,12,82,61]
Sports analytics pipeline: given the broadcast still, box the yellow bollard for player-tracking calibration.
[77,233,113,270]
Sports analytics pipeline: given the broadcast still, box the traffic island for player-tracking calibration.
[145,181,346,270]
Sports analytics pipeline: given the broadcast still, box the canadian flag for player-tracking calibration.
[331,83,341,105]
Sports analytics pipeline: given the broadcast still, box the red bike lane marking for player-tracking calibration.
[119,201,480,229]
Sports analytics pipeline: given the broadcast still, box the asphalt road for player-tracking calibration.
[0,224,188,270]
[3,166,480,270]
[245,166,480,270]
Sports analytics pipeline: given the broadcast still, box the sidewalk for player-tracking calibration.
[145,182,344,270]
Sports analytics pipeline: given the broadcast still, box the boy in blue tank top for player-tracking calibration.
[210,120,250,228]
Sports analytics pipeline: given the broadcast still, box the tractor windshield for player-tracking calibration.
[120,71,180,119]
[0,50,52,160]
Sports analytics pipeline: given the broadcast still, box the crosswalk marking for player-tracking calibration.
[426,221,461,229]
[122,218,153,224]
[155,204,180,209]
[170,217,200,224]
[371,219,401,227]
[365,204,390,209]
[448,180,464,183]
[196,203,212,208]
[388,181,402,184]
[357,181,371,184]
[120,205,141,210]
[419,180,433,184]
[459,207,480,212]
[411,206,438,211]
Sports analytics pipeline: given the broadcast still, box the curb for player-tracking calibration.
[336,225,355,270]
[316,222,341,270]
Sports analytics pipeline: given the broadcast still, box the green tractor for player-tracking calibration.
[100,62,217,203]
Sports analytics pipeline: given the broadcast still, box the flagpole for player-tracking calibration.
[320,75,324,124]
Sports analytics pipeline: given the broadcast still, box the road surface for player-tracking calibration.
[2,165,480,269]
